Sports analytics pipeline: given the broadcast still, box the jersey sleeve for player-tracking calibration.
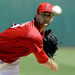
[0,27,29,63]
[29,42,49,64]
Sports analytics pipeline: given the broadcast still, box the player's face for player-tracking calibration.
[37,12,53,26]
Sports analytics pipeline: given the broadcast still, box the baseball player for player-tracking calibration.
[0,3,58,75]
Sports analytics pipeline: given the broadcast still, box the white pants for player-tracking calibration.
[0,60,20,75]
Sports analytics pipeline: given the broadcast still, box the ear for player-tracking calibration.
[35,13,39,17]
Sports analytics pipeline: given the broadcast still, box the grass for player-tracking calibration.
[19,47,75,75]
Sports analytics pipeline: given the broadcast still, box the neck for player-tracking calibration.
[40,25,46,32]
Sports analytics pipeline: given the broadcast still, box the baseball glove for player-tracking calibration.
[43,29,58,59]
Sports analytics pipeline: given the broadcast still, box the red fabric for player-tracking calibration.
[37,3,53,13]
[0,20,48,63]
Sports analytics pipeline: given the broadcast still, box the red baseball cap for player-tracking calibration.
[37,3,53,13]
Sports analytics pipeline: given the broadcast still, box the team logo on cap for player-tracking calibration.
[46,4,50,10]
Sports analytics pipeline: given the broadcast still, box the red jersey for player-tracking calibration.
[0,20,48,63]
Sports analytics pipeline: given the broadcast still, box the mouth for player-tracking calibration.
[43,20,49,25]
[44,23,48,26]
[43,21,49,26]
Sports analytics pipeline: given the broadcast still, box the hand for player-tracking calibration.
[50,61,58,72]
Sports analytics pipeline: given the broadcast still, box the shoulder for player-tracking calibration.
[9,20,33,33]
[11,20,33,28]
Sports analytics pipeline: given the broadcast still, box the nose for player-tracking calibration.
[44,16,50,21]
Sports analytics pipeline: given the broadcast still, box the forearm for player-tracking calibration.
[43,58,58,72]
[43,58,52,67]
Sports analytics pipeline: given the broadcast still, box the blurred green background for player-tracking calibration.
[0,0,75,75]
[19,47,75,75]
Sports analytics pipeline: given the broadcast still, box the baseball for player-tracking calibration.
[52,5,62,16]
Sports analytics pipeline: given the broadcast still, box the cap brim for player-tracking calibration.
[38,10,52,13]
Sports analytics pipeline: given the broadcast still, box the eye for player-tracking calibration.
[40,13,44,16]
[39,12,53,17]
[45,13,53,16]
